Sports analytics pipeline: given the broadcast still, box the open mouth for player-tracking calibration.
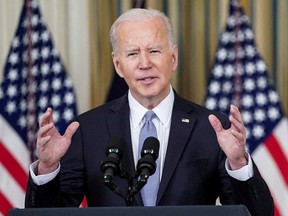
[138,75,156,81]
[142,77,153,82]
[138,77,156,84]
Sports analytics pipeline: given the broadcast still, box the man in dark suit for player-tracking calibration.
[25,8,273,216]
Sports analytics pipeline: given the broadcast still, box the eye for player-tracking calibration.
[150,49,161,55]
[127,52,138,57]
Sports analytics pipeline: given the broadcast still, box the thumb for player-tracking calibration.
[64,121,80,140]
[208,114,224,134]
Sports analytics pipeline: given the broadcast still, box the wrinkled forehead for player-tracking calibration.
[116,16,165,33]
[116,18,169,47]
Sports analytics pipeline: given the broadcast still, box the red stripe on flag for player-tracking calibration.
[0,190,13,216]
[80,196,88,208]
[264,133,288,186]
[0,140,28,191]
[273,200,281,216]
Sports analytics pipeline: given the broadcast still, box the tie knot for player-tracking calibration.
[144,110,156,121]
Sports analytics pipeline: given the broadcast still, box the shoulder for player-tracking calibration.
[174,92,229,126]
[76,94,128,122]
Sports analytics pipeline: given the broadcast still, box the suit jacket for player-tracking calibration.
[25,92,273,216]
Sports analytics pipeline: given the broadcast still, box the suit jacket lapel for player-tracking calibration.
[157,95,197,204]
[106,94,143,205]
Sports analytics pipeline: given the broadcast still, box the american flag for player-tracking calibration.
[0,0,77,215]
[204,0,288,215]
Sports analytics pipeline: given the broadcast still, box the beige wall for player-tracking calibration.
[0,0,287,115]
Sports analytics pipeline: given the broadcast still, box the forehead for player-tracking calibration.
[116,17,168,47]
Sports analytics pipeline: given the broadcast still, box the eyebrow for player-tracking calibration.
[149,45,163,50]
[125,48,140,52]
[125,45,163,52]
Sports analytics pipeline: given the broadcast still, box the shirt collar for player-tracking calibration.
[128,86,174,129]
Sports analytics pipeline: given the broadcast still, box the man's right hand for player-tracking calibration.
[36,107,79,175]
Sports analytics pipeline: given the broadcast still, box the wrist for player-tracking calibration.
[228,152,248,170]
[37,161,59,175]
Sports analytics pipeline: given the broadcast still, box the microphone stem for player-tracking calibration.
[127,173,148,200]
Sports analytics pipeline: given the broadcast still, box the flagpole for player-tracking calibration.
[233,0,243,109]
[26,0,37,162]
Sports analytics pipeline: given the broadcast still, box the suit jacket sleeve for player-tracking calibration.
[228,162,274,216]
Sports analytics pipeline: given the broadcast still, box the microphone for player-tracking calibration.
[101,137,125,181]
[137,136,160,179]
[128,137,159,197]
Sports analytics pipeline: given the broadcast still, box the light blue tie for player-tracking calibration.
[138,110,159,206]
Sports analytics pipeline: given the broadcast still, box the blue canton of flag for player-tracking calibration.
[0,0,77,164]
[204,0,283,153]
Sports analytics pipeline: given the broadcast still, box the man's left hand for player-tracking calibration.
[208,104,247,170]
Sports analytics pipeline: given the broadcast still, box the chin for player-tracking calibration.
[143,89,159,97]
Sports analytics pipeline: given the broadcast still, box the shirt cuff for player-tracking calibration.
[30,160,60,185]
[225,153,254,181]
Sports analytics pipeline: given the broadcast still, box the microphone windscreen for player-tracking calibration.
[105,136,125,157]
[141,137,159,159]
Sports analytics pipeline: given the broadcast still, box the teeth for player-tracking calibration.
[144,77,151,81]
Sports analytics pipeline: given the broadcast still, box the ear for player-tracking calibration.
[112,52,124,78]
[171,45,178,71]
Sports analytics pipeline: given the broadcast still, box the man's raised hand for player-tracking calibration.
[208,105,247,170]
[36,107,79,175]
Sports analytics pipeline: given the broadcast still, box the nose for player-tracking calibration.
[139,52,151,69]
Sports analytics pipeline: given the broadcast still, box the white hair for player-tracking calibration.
[110,8,176,56]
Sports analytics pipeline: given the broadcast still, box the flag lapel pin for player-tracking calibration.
[182,118,189,123]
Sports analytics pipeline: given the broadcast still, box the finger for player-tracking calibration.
[231,128,246,144]
[208,114,224,134]
[229,105,243,125]
[229,105,245,133]
[228,105,247,144]
[38,122,54,138]
[45,108,54,124]
[40,108,54,127]
[38,135,52,147]
[63,122,80,140]
[229,115,244,132]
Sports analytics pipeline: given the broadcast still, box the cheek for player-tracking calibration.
[119,68,135,84]
[161,62,175,77]
[121,62,138,77]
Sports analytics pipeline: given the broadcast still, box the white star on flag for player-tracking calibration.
[204,0,288,215]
